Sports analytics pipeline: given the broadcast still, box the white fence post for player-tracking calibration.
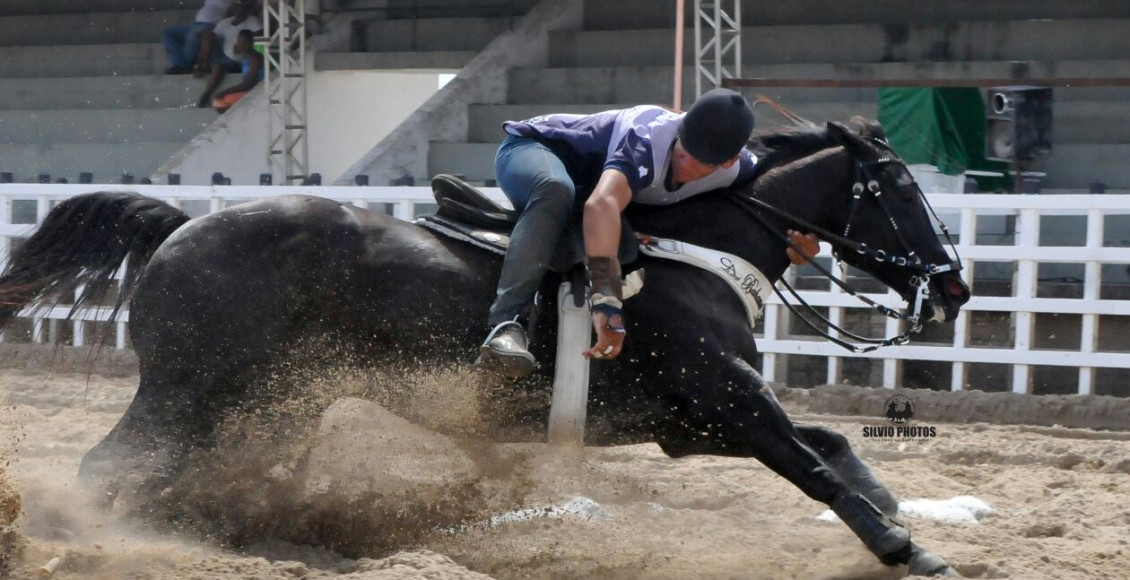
[882,299,900,389]
[0,193,9,263]
[0,193,8,343]
[36,195,50,224]
[393,200,415,221]
[72,287,84,347]
[1010,208,1039,394]
[761,304,779,383]
[950,208,977,391]
[825,269,843,385]
[1079,208,1104,395]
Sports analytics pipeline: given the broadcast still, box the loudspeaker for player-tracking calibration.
[985,86,1052,162]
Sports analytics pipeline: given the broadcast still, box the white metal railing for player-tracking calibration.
[2,185,1129,396]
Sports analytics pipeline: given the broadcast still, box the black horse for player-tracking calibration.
[0,121,969,575]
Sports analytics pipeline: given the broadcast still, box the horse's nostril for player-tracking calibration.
[945,277,969,301]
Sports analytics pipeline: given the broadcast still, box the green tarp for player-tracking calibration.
[878,87,1008,190]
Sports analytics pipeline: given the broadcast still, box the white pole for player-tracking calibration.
[673,0,685,110]
[547,282,592,445]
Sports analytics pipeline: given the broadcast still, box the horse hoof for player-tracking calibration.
[908,545,962,577]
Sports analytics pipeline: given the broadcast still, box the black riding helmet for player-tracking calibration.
[678,88,755,165]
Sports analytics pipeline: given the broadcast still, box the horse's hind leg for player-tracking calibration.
[79,365,228,500]
[796,425,899,517]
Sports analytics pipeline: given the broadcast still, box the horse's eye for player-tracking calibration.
[889,168,918,199]
[893,169,915,188]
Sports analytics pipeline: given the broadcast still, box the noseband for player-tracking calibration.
[730,153,963,353]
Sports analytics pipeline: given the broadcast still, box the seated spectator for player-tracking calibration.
[198,0,263,107]
[212,30,265,113]
[162,0,235,75]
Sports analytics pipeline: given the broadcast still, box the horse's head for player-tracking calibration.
[822,119,970,324]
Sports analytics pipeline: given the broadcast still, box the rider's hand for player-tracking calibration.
[584,310,625,360]
[786,230,820,265]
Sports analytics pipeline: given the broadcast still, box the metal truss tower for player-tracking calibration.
[263,0,308,184]
[693,0,741,98]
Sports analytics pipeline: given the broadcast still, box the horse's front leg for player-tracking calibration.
[795,424,899,517]
[653,355,957,577]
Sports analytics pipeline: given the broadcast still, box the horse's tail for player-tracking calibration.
[0,192,190,331]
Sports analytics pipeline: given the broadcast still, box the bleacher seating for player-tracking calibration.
[422,0,1130,190]
[0,0,223,184]
[4,0,1128,189]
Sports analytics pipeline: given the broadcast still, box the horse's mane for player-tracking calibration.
[748,125,833,181]
[746,115,888,181]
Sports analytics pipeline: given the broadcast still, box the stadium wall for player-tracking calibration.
[152,69,443,185]
[335,0,585,186]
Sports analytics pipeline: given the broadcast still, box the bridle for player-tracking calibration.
[729,145,963,353]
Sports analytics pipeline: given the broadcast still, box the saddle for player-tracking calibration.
[418,174,639,271]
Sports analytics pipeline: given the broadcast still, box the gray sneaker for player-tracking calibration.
[479,321,536,378]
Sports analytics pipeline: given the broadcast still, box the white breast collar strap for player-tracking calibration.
[637,235,772,328]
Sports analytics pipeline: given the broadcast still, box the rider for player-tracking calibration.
[480,88,818,378]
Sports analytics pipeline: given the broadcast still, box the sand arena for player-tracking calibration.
[0,344,1127,580]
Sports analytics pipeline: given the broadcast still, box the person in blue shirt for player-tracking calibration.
[210,29,264,113]
[480,88,818,378]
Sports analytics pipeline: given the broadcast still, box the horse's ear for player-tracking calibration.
[847,116,888,141]
[826,121,864,151]
[826,121,850,138]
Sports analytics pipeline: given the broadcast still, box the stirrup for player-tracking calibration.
[478,321,536,379]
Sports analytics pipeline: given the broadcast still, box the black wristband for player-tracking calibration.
[585,256,623,301]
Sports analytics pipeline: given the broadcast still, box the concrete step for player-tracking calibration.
[466,102,886,142]
[508,66,685,106]
[582,0,1130,29]
[379,0,538,19]
[476,99,1130,145]
[427,141,498,183]
[467,103,613,141]
[752,86,1130,105]
[0,0,192,16]
[0,108,215,145]
[734,59,1130,85]
[0,43,166,78]
[508,61,1130,105]
[1032,144,1130,189]
[352,16,516,53]
[0,9,197,47]
[316,51,476,71]
[0,141,186,183]
[1053,102,1130,144]
[0,75,210,110]
[550,20,1130,68]
[424,141,1130,191]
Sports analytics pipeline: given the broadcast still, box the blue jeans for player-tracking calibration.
[488,135,579,326]
[162,22,215,69]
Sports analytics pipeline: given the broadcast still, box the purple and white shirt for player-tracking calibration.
[504,105,757,205]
